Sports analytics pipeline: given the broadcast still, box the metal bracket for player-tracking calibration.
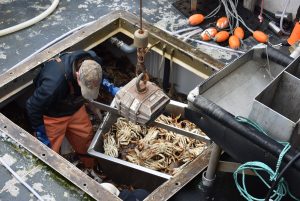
[217,161,255,176]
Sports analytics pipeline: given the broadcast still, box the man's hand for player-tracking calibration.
[86,102,103,121]
[102,78,120,96]
[35,125,51,147]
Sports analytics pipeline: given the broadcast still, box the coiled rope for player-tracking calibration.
[234,116,300,201]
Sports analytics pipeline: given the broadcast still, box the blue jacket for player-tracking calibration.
[26,50,103,129]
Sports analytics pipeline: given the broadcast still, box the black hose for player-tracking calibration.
[264,152,300,201]
[261,45,293,66]
[190,96,300,169]
[110,37,136,54]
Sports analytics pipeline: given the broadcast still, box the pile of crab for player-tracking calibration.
[102,114,208,176]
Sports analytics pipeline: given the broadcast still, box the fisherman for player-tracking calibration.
[26,50,119,169]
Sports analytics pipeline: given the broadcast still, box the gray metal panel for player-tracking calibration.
[198,49,254,94]
[255,74,281,106]
[199,48,285,117]
[249,71,300,142]
[268,72,300,122]
[249,100,296,142]
[285,55,300,79]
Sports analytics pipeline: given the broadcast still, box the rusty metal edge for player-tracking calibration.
[0,10,122,89]
[144,146,212,201]
[118,11,224,70]
[0,113,121,201]
[0,10,224,91]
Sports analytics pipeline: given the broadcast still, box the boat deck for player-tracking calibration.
[0,0,243,76]
[0,1,294,200]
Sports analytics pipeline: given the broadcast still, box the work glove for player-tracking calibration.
[102,78,120,96]
[35,125,51,147]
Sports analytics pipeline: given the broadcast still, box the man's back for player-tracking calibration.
[27,50,100,128]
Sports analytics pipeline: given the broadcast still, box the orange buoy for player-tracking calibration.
[287,22,300,45]
[214,31,230,42]
[253,30,268,43]
[229,35,241,49]
[200,28,218,41]
[234,27,245,40]
[188,14,205,26]
[216,17,229,29]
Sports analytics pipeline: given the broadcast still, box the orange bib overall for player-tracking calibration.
[43,105,94,168]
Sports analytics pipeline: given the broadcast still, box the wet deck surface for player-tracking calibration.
[0,130,93,201]
[0,0,241,75]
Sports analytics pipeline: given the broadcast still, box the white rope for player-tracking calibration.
[171,27,199,35]
[205,2,222,19]
[182,29,203,42]
[280,0,291,35]
[221,0,233,32]
[221,0,254,33]
[0,0,60,37]
[187,38,245,54]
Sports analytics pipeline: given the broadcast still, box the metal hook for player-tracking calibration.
[136,72,148,93]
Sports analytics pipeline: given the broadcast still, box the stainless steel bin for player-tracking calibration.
[88,100,204,191]
[249,56,300,143]
[188,47,286,117]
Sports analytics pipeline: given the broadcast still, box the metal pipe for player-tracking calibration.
[290,45,300,59]
[243,0,257,12]
[110,37,136,53]
[162,59,170,91]
[139,0,143,31]
[201,143,222,187]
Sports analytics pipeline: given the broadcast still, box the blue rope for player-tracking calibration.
[234,116,300,201]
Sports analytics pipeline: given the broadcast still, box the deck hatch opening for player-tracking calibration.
[0,11,214,200]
